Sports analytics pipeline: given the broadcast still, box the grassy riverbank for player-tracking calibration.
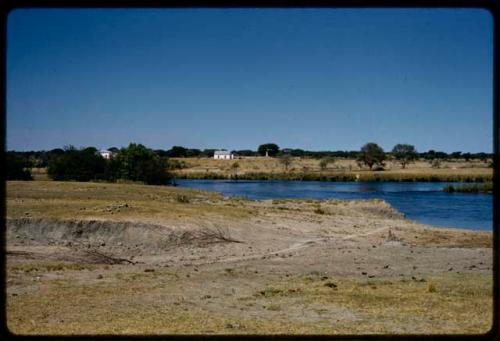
[172,157,492,182]
[175,171,492,182]
[6,181,493,335]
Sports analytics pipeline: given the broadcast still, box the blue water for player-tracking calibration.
[176,180,492,231]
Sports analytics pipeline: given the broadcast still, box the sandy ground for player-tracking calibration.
[5,181,494,335]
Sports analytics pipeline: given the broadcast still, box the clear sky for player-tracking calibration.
[7,8,493,153]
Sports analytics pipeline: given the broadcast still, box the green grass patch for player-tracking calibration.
[443,182,493,193]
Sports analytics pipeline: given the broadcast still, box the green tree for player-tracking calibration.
[114,143,171,185]
[358,143,386,170]
[391,144,418,169]
[47,146,106,181]
[258,143,280,157]
[168,146,188,158]
[6,153,33,180]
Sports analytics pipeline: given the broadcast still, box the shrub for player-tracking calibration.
[319,157,335,170]
[176,194,190,203]
[314,207,325,214]
[113,143,172,185]
[430,159,442,169]
[6,153,33,180]
[47,146,106,181]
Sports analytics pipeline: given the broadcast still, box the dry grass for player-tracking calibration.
[403,226,492,248]
[6,181,253,223]
[6,271,492,335]
[172,157,492,182]
[8,261,97,273]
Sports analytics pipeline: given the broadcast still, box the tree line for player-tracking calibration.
[7,143,172,184]
[6,142,492,182]
[8,143,492,164]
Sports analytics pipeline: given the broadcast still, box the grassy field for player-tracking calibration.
[6,180,253,223]
[6,269,492,335]
[172,157,492,182]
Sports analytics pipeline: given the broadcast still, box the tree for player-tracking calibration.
[186,148,202,157]
[290,149,305,157]
[233,149,257,157]
[319,156,335,171]
[391,144,418,169]
[47,146,106,181]
[462,152,472,162]
[202,149,217,158]
[6,153,33,180]
[167,146,188,158]
[357,143,386,170]
[279,155,292,171]
[114,143,171,185]
[258,143,280,157]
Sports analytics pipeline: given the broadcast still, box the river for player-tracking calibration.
[176,180,492,231]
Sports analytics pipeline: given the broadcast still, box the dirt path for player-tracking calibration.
[200,225,402,266]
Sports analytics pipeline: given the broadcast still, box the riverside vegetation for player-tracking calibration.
[443,182,493,193]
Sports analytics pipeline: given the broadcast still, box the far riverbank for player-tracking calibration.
[171,157,492,182]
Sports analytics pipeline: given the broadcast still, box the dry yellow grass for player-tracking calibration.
[6,270,492,335]
[172,157,492,181]
[6,181,253,224]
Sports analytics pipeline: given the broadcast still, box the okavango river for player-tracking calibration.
[176,180,492,231]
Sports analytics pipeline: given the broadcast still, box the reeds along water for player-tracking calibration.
[443,182,493,193]
[175,171,492,183]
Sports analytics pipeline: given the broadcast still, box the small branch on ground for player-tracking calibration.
[85,250,136,265]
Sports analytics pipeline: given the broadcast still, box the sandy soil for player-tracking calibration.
[5,181,493,335]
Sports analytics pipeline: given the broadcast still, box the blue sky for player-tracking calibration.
[7,8,493,153]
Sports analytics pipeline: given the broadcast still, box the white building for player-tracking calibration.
[214,150,234,160]
[99,150,113,159]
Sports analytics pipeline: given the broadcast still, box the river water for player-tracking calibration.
[176,180,492,231]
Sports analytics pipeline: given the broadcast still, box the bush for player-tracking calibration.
[47,144,172,185]
[47,146,106,181]
[169,159,187,170]
[176,194,190,203]
[113,143,172,185]
[430,159,442,169]
[6,153,33,180]
[319,157,335,170]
